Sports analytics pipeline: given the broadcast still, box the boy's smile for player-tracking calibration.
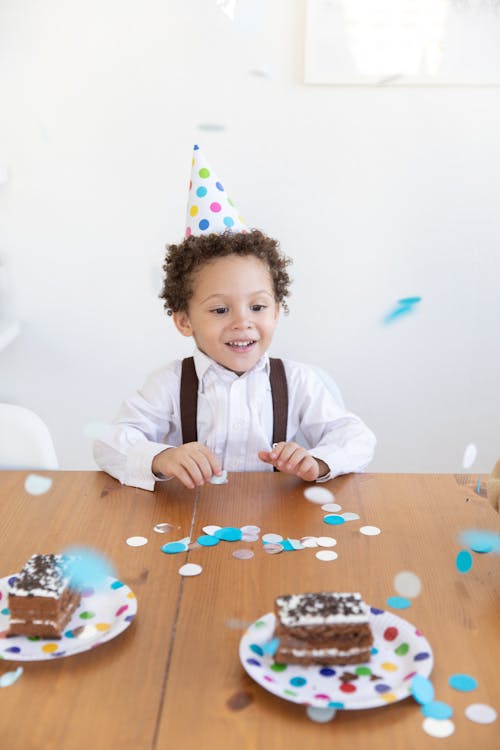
[173,255,280,374]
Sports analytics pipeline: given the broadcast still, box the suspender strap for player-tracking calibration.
[179,357,289,458]
[269,358,288,446]
[180,357,199,443]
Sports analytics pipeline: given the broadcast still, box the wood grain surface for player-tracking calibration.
[0,471,499,750]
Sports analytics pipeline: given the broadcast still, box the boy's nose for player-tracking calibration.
[231,311,251,328]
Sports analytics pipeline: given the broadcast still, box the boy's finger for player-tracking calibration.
[195,451,217,482]
[269,442,286,460]
[175,466,196,489]
[258,451,273,463]
[198,445,222,475]
[276,443,299,466]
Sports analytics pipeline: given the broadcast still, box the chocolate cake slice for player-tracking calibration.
[274,592,373,666]
[7,554,81,639]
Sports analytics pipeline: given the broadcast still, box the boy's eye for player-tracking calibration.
[251,304,267,312]
[211,307,228,315]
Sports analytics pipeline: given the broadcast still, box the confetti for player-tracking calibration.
[360,526,381,536]
[300,536,319,548]
[316,536,337,548]
[249,65,272,79]
[394,571,422,598]
[455,549,473,573]
[263,543,283,555]
[0,667,23,688]
[386,596,411,610]
[178,563,202,577]
[383,296,422,325]
[202,525,222,535]
[242,533,259,542]
[321,503,342,512]
[304,487,334,504]
[462,443,477,470]
[323,514,345,526]
[64,547,115,589]
[261,637,280,655]
[306,705,337,722]
[217,0,237,22]
[459,530,500,554]
[232,549,254,560]
[209,470,228,484]
[126,536,148,547]
[288,539,304,550]
[448,674,477,692]
[422,717,455,738]
[262,533,283,544]
[161,542,187,554]
[215,527,242,542]
[315,550,338,562]
[153,523,177,534]
[422,701,453,720]
[241,525,260,534]
[411,674,435,705]
[197,123,226,132]
[197,535,220,547]
[464,703,497,724]
[340,512,360,521]
[24,474,53,495]
[476,477,481,494]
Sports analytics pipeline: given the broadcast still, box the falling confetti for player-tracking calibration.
[232,549,254,560]
[455,549,473,573]
[459,529,500,554]
[0,667,23,688]
[465,703,497,724]
[178,563,202,577]
[126,536,148,547]
[360,526,381,536]
[304,487,334,504]
[306,705,337,722]
[64,547,115,589]
[422,701,453,720]
[386,596,411,610]
[24,474,52,495]
[210,470,228,484]
[321,502,342,512]
[383,296,422,325]
[411,674,435,705]
[422,717,455,738]
[315,550,338,561]
[394,571,422,598]
[448,674,477,692]
[217,0,237,22]
[197,123,226,132]
[462,443,478,470]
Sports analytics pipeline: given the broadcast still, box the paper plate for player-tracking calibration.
[0,575,137,661]
[240,607,433,710]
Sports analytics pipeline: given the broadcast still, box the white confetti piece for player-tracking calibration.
[394,571,422,598]
[232,549,254,560]
[153,522,177,534]
[197,123,226,132]
[241,525,260,534]
[83,422,114,441]
[209,470,228,484]
[315,550,338,562]
[422,717,455,738]
[178,537,191,545]
[202,525,222,535]
[306,705,337,722]
[288,539,304,550]
[242,533,259,542]
[316,536,337,548]
[262,533,283,544]
[360,526,381,536]
[304,487,334,504]
[321,503,341,512]
[341,512,360,521]
[179,563,202,577]
[24,474,53,495]
[263,543,283,555]
[0,667,23,688]
[465,703,498,724]
[300,537,319,548]
[126,536,148,547]
[462,443,478,469]
[217,0,237,21]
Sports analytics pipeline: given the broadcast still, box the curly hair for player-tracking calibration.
[160,229,292,315]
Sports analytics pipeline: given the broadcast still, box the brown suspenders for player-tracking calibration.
[180,357,288,465]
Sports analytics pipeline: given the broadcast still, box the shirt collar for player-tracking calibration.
[193,347,270,384]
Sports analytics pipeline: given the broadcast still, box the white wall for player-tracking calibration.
[1,0,499,474]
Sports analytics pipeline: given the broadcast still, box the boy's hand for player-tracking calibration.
[258,442,328,482]
[152,443,222,489]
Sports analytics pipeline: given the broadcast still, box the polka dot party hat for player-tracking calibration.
[185,145,248,237]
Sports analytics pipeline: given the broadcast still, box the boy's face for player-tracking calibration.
[173,254,280,374]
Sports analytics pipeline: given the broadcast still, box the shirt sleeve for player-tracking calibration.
[285,362,376,482]
[93,364,181,491]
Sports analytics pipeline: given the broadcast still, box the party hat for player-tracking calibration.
[185,145,248,237]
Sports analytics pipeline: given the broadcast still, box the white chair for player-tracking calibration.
[0,403,58,470]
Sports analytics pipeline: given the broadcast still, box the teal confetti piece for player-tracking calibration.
[456,549,473,573]
[0,667,23,688]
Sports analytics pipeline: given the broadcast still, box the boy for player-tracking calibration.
[93,147,376,490]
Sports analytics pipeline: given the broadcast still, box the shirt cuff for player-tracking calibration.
[125,442,173,491]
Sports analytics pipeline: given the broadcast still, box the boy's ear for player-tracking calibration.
[172,311,193,337]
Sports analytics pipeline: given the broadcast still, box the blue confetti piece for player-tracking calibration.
[459,529,500,554]
[262,637,280,656]
[476,477,481,494]
[0,667,23,688]
[63,547,115,589]
[422,701,453,720]
[386,596,411,610]
[411,674,435,705]
[327,702,344,709]
[209,469,228,484]
[250,643,264,657]
[456,549,473,573]
[110,580,125,589]
[214,527,242,542]
[383,296,422,325]
[197,535,220,547]
[323,514,345,526]
[279,540,295,551]
[448,673,478,692]
[161,542,187,554]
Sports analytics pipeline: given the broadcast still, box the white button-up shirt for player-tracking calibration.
[93,348,376,491]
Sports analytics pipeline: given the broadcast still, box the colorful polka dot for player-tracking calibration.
[370,607,384,615]
[95,623,110,632]
[355,666,372,676]
[290,676,307,687]
[246,658,261,667]
[270,663,287,672]
[395,643,410,656]
[80,611,95,620]
[216,181,224,191]
[210,202,221,212]
[42,643,58,653]
[375,683,391,693]
[381,662,398,672]
[198,167,210,178]
[250,644,264,657]
[199,219,209,231]
[381,692,398,702]
[196,186,207,197]
[223,216,234,227]
[319,668,336,677]
[384,626,399,641]
[185,227,191,237]
[340,683,356,693]
[189,205,198,217]
[4,646,21,653]
[414,651,430,661]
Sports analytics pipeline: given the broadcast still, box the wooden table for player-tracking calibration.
[0,471,499,750]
